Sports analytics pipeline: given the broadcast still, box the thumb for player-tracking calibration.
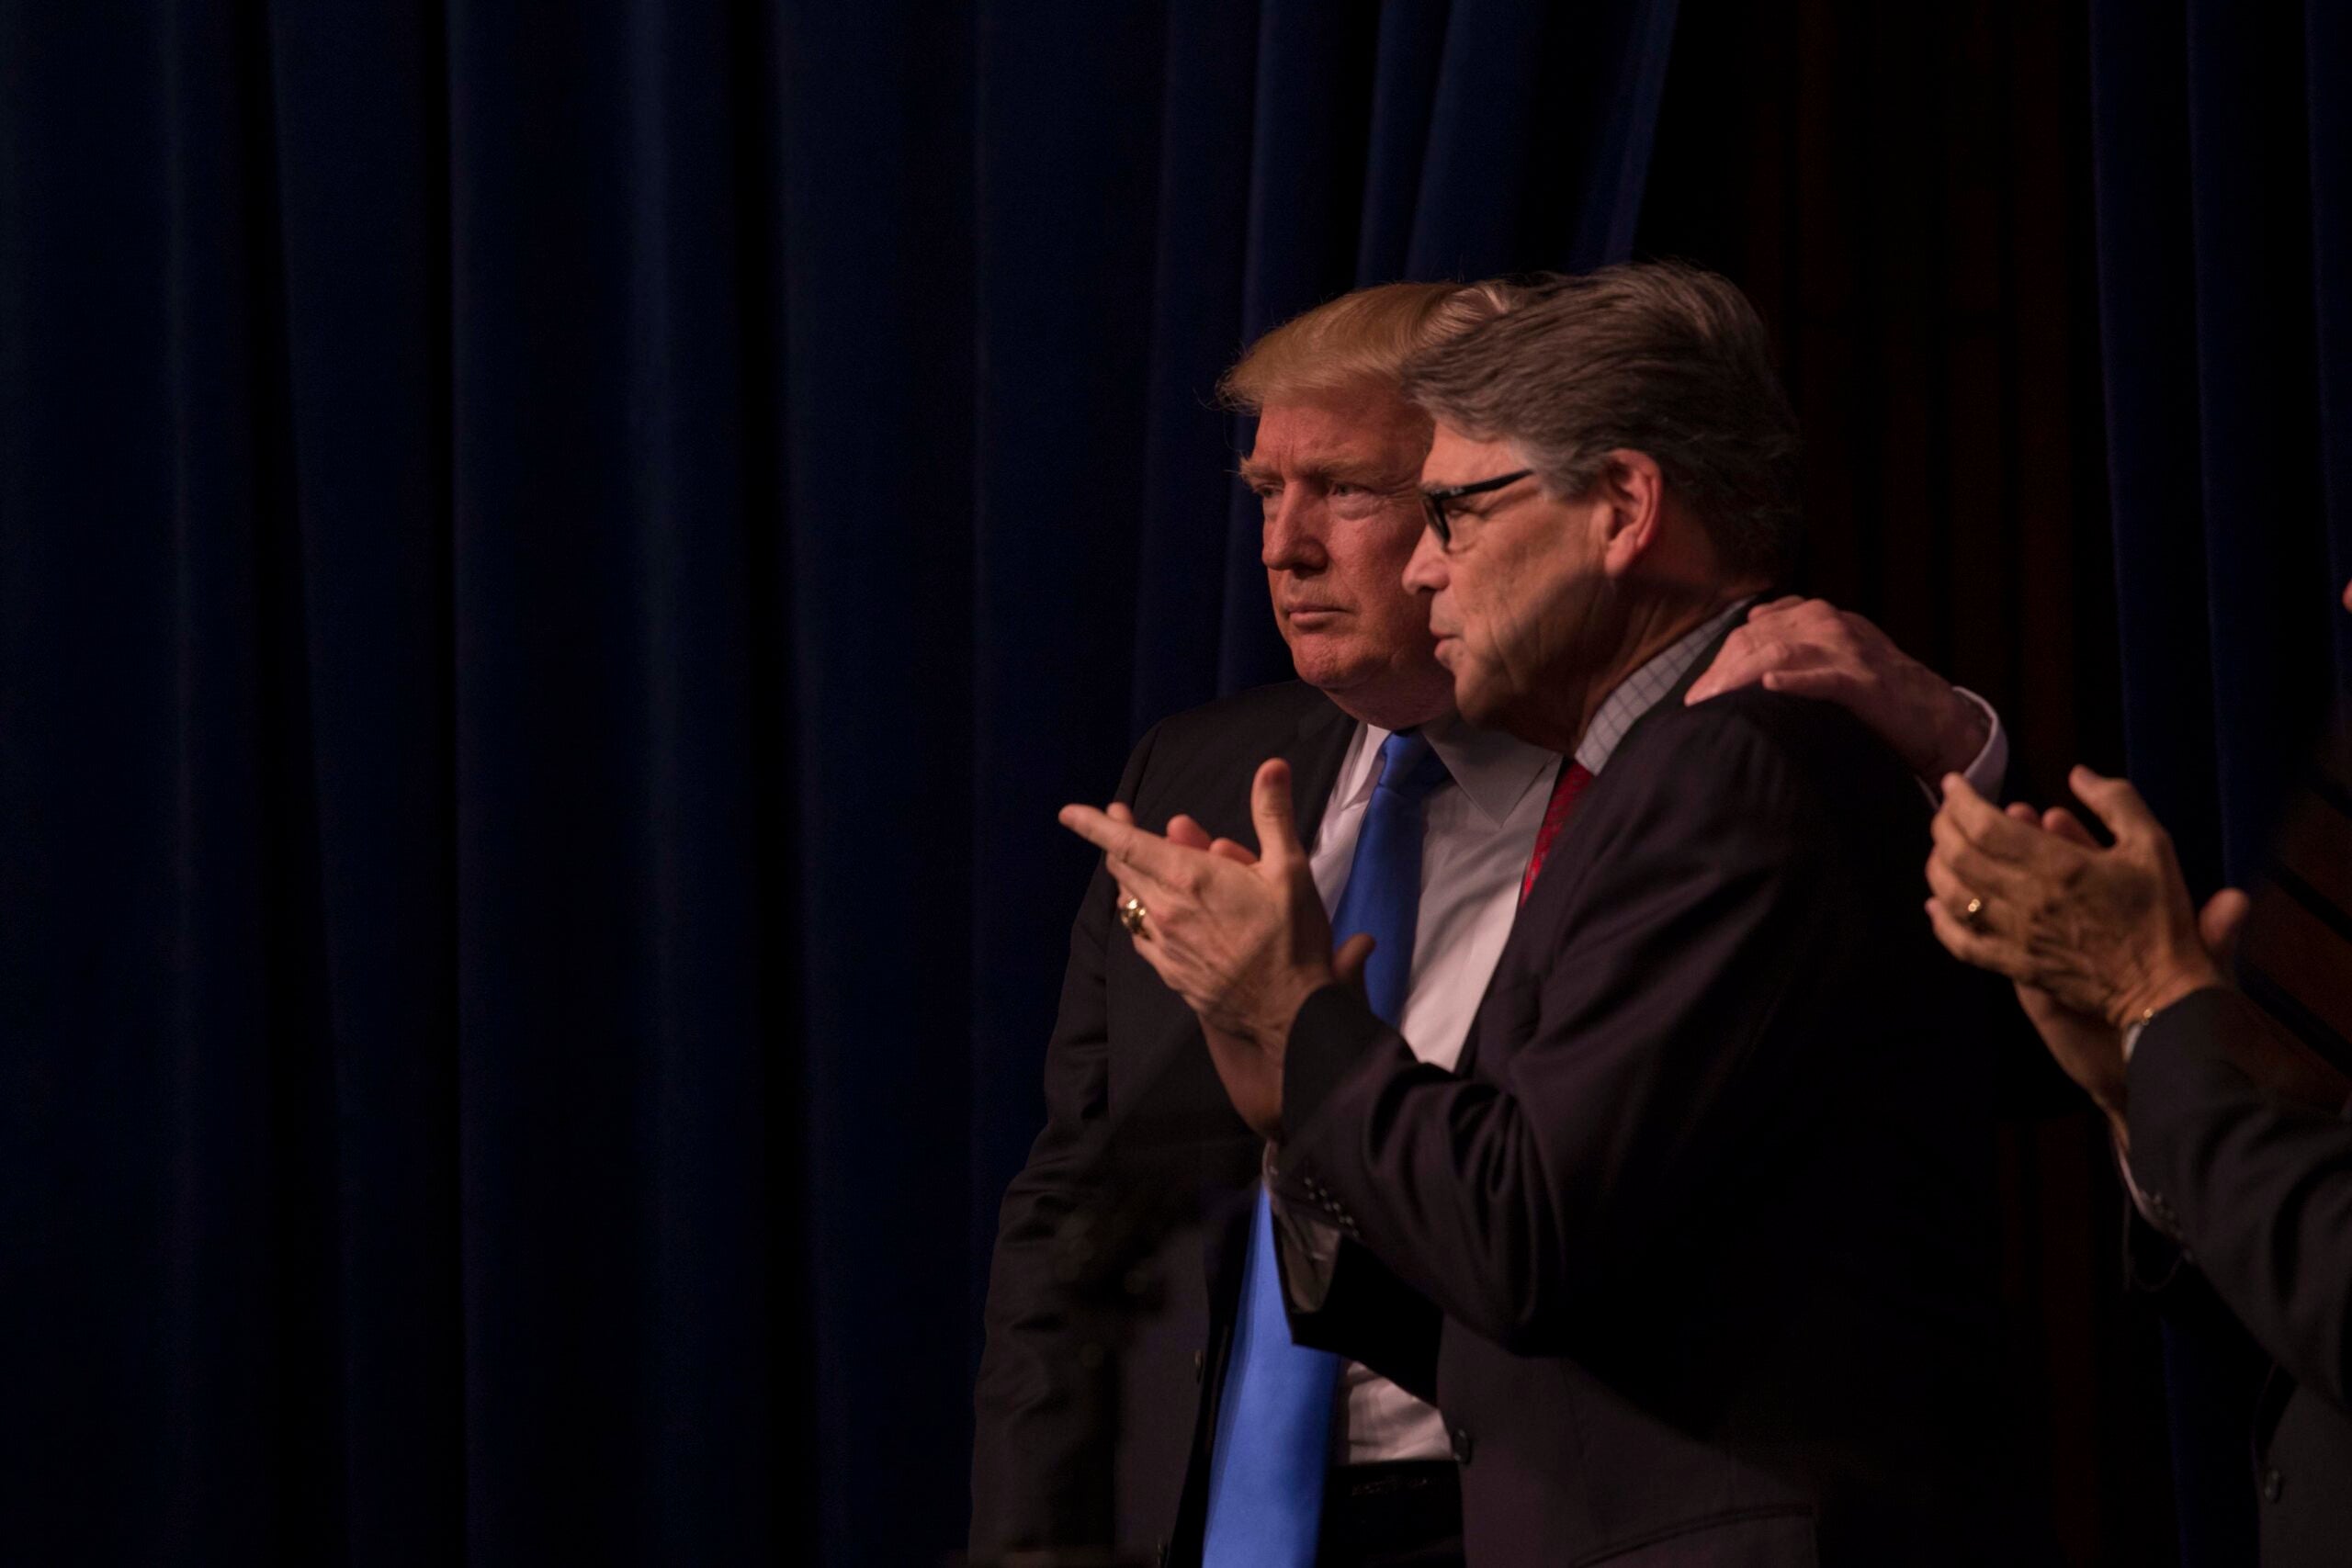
[2068,764,2160,844]
[1250,758,1304,866]
[2041,805,2098,849]
[2199,886,2252,966]
[1332,932,1376,990]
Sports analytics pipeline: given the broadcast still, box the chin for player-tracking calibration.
[1450,666,1511,731]
[1290,643,1375,694]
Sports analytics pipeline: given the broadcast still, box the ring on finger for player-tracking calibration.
[1118,896,1149,938]
[1962,896,1986,930]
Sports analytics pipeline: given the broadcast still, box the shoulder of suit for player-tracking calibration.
[1136,679,1338,757]
[1610,683,1914,802]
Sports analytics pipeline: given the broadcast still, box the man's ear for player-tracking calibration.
[1597,449,1666,577]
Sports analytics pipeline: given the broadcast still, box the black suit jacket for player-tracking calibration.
[1270,684,2008,1567]
[2127,987,2352,1568]
[971,681,1357,1563]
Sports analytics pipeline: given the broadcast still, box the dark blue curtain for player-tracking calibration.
[2090,1,2352,1562]
[0,3,1676,1562]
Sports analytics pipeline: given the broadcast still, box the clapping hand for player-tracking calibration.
[1059,760,1372,1138]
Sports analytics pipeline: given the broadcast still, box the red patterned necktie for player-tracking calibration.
[1521,760,1596,905]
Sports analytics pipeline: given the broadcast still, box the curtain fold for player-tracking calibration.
[2089,2,2352,1563]
[0,2,1677,1562]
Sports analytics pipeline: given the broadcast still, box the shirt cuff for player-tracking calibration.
[1954,688,2007,796]
[1910,688,2007,806]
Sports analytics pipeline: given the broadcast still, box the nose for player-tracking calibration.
[1261,491,1326,573]
[1402,524,1449,594]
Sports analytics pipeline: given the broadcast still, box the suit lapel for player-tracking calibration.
[1283,694,1357,852]
[1091,690,1359,1294]
[1132,692,1356,1075]
[1454,617,1742,1078]
[1175,688,1354,851]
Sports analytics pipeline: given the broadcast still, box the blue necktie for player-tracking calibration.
[1202,730,1450,1566]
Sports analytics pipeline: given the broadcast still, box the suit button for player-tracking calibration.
[1450,1427,1475,1464]
[1193,1349,1205,1382]
[2264,1468,2283,1503]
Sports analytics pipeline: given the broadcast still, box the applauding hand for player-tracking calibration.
[1059,760,1371,1138]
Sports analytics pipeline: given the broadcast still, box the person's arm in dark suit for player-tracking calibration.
[1266,1197,1442,1402]
[2126,987,2352,1407]
[1272,696,1878,1355]
[970,725,1163,1553]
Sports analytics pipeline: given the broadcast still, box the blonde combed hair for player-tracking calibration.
[1218,279,1525,412]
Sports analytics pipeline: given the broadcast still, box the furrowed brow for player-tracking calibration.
[1310,458,1412,491]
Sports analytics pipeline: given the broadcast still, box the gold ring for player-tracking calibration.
[1118,896,1148,938]
[1962,896,1985,929]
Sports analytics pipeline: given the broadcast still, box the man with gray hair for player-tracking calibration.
[1062,263,2013,1565]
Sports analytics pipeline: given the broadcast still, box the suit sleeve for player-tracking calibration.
[2125,987,2352,1407]
[1272,703,1867,1357]
[969,724,1161,1553]
[1269,1210,1442,1403]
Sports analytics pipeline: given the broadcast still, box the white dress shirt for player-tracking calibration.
[1293,604,2011,1464]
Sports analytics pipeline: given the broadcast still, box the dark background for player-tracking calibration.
[2,1,2344,1564]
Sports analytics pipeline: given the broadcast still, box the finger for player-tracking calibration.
[1122,919,1187,987]
[1755,666,1855,699]
[2040,806,2098,849]
[1208,836,1261,867]
[1925,896,2031,980]
[2006,802,2040,824]
[1108,802,1135,826]
[1929,808,2033,897]
[1745,594,1810,621]
[1167,813,1212,852]
[1332,932,1376,989]
[2199,887,2252,962]
[2067,764,2162,844]
[1938,774,2041,864]
[1101,856,1157,926]
[1688,632,1808,704]
[1057,805,1190,894]
[1250,758,1305,866]
[1924,845,2012,931]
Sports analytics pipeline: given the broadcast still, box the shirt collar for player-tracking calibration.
[1572,597,1756,776]
[1342,712,1556,829]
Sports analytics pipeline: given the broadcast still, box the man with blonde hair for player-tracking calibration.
[978,273,2007,1567]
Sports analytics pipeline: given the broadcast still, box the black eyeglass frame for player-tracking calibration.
[1420,468,1533,547]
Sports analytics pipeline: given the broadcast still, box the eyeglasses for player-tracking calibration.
[1420,469,1532,548]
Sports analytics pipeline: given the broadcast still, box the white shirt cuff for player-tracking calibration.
[1915,688,2008,806]
[1953,689,2008,797]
